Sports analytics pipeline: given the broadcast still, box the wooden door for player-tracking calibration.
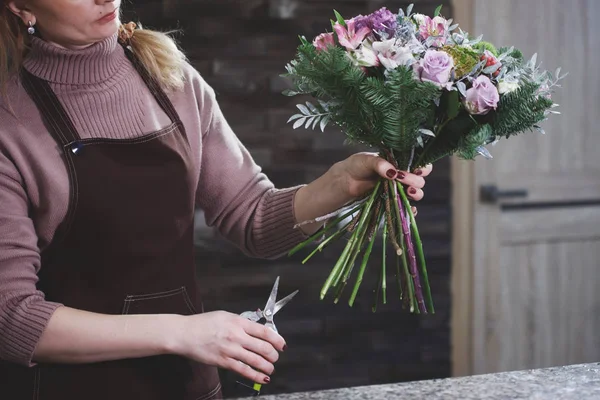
[452,0,600,375]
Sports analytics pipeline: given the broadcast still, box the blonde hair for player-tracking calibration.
[0,8,187,98]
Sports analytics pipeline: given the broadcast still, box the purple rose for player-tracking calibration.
[355,7,397,38]
[464,76,500,115]
[414,49,454,88]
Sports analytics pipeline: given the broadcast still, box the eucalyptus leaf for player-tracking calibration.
[434,5,442,17]
[293,117,306,130]
[297,104,310,115]
[470,34,483,45]
[406,3,414,17]
[449,23,459,31]
[311,115,321,130]
[306,101,318,113]
[530,53,538,66]
[416,136,424,147]
[467,60,486,77]
[419,128,436,137]
[320,115,331,132]
[483,63,502,74]
[305,116,316,129]
[287,114,303,123]
[475,146,493,159]
[457,81,467,97]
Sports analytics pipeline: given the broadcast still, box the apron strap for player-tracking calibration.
[21,68,81,147]
[122,46,185,129]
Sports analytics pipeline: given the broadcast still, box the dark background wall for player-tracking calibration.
[124,1,453,397]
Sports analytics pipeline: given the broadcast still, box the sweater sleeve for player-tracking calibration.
[194,81,308,259]
[0,151,63,366]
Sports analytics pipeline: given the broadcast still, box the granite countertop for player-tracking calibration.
[242,363,600,400]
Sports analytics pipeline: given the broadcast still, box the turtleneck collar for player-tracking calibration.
[23,33,127,85]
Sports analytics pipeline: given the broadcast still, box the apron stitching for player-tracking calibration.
[121,300,131,315]
[72,124,177,147]
[37,76,79,143]
[124,286,187,301]
[123,292,185,302]
[33,367,40,400]
[22,71,80,243]
[194,382,222,400]
[181,287,198,314]
[71,125,178,147]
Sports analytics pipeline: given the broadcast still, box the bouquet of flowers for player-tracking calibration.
[284,5,565,313]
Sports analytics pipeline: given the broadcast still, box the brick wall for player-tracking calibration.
[124,1,453,397]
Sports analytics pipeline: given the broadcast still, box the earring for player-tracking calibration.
[27,21,35,35]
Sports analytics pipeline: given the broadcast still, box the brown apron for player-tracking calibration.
[0,47,222,400]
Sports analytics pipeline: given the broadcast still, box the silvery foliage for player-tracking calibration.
[287,100,336,132]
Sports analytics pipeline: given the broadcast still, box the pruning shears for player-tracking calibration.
[236,276,298,396]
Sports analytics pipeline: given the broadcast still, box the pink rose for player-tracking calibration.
[334,18,372,50]
[313,32,335,51]
[414,49,454,89]
[464,76,500,115]
[419,16,449,47]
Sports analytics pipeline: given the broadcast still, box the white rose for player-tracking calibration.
[497,81,520,94]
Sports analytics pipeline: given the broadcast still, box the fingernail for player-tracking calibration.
[386,169,397,179]
[282,344,287,351]
[397,171,406,180]
[415,169,423,176]
[409,188,417,195]
[264,376,271,383]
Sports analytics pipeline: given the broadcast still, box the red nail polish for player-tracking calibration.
[409,188,417,195]
[397,171,406,180]
[386,169,397,179]
[282,344,287,351]
[264,376,271,383]
[415,169,423,176]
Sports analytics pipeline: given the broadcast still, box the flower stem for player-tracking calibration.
[288,202,363,257]
[349,217,378,307]
[335,192,382,303]
[301,227,347,264]
[396,252,403,302]
[397,182,435,313]
[320,181,382,300]
[397,186,427,314]
[389,180,415,313]
[381,220,387,305]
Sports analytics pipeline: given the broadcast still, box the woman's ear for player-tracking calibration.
[5,1,36,27]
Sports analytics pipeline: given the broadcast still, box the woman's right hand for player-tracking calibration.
[173,311,286,384]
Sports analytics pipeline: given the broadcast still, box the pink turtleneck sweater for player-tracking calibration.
[0,34,306,367]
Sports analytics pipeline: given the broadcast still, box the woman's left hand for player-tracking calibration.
[294,152,433,235]
[331,152,433,203]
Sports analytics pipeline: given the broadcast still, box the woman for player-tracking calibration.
[0,0,432,399]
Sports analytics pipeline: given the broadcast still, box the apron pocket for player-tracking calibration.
[121,286,197,316]
[120,286,222,400]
